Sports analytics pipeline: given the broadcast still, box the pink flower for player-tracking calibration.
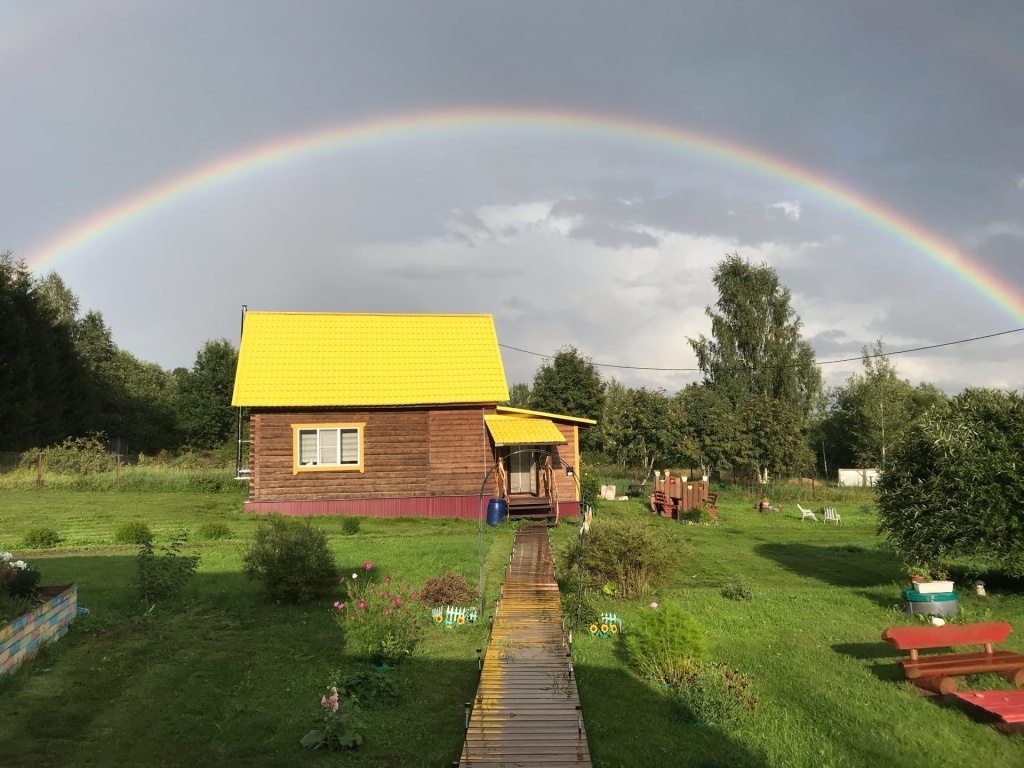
[359,600,366,609]
[385,576,391,584]
[348,615,355,621]
[410,592,417,600]
[393,597,402,606]
[649,602,659,610]
[321,695,328,708]
[385,610,391,616]
[364,562,372,571]
[334,601,345,610]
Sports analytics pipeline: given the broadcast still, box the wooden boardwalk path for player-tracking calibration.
[458,525,592,767]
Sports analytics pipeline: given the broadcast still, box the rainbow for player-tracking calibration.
[27,107,1024,323]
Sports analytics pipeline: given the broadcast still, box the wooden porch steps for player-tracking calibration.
[506,496,556,524]
[458,525,591,767]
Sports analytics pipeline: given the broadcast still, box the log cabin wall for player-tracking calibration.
[551,423,579,502]
[249,405,496,503]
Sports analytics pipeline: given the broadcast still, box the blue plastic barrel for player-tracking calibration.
[486,498,508,527]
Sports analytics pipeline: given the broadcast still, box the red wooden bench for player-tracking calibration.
[951,689,1024,732]
[881,621,1024,695]
[649,490,675,517]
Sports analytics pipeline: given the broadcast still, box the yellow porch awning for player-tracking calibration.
[485,416,567,446]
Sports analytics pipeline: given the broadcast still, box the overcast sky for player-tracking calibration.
[3,1,1023,394]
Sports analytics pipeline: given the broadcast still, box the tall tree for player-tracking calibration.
[529,346,605,448]
[688,254,822,420]
[598,383,669,471]
[505,382,531,408]
[178,339,239,449]
[666,384,741,478]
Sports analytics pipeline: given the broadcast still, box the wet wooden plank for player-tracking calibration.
[458,525,591,767]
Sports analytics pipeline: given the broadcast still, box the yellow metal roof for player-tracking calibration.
[495,406,597,425]
[485,416,567,446]
[232,312,509,407]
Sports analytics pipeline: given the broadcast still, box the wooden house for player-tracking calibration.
[231,311,595,521]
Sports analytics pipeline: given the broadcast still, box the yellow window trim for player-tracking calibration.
[292,422,366,474]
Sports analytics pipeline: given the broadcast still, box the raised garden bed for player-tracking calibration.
[1,583,77,675]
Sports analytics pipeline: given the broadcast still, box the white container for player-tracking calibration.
[916,581,955,594]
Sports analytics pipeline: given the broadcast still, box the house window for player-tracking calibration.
[292,423,365,473]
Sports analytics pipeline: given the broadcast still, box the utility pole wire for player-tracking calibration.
[499,326,1024,373]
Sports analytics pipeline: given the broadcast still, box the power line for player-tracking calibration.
[498,326,1024,373]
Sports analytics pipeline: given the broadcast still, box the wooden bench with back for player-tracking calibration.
[881,621,1024,695]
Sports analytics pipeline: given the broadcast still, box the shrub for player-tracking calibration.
[337,576,424,664]
[624,603,708,686]
[114,521,153,545]
[33,434,114,475]
[340,517,361,536]
[676,662,757,726]
[23,527,62,549]
[198,522,232,540]
[681,506,715,525]
[243,515,339,604]
[878,389,1024,568]
[1,554,41,600]
[558,516,675,598]
[137,531,200,603]
[338,668,402,709]
[419,570,478,607]
[721,580,754,601]
[579,470,601,510]
[300,685,363,752]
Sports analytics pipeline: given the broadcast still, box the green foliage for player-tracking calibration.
[177,339,239,450]
[676,662,758,726]
[23,527,62,549]
[877,388,1024,567]
[579,469,600,510]
[242,515,339,604]
[337,668,403,709]
[558,516,675,599]
[1,559,42,600]
[721,579,754,601]
[136,531,200,603]
[597,380,670,469]
[681,506,716,525]
[666,385,738,476]
[529,346,605,449]
[300,685,363,752]
[114,520,153,545]
[624,603,709,686]
[197,522,232,540]
[339,576,424,665]
[340,516,362,536]
[30,435,113,475]
[418,570,477,607]
[504,382,531,408]
[0,592,38,625]
[687,253,822,421]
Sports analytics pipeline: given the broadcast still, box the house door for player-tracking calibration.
[508,447,538,495]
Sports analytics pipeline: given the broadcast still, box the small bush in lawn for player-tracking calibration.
[340,517,361,536]
[198,522,232,540]
[300,685,363,753]
[721,580,754,601]
[243,515,339,604]
[624,602,708,686]
[1,554,42,600]
[338,668,402,709]
[558,516,674,599]
[337,576,424,665]
[676,662,757,726]
[681,505,715,525]
[23,527,62,549]
[419,570,478,607]
[137,530,200,603]
[114,521,153,545]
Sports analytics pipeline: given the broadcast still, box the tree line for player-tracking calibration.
[515,253,951,483]
[0,252,237,454]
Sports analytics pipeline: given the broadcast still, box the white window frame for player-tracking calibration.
[292,423,365,474]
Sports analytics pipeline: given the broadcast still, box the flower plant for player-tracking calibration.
[337,569,425,665]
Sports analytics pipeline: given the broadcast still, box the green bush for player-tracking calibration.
[579,470,601,510]
[878,389,1024,567]
[681,506,715,525]
[114,521,153,545]
[418,571,478,607]
[243,515,339,604]
[624,603,708,686]
[2,562,41,599]
[721,580,754,601]
[338,577,423,665]
[137,531,200,603]
[23,527,62,549]
[30,435,115,475]
[340,517,361,536]
[676,662,757,726]
[558,516,674,598]
[198,522,232,540]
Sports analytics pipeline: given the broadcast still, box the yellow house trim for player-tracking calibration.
[495,405,597,425]
[573,426,580,502]
[292,422,366,474]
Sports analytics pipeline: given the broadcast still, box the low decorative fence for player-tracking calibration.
[1,583,77,675]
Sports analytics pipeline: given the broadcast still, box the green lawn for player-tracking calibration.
[551,497,1024,768]
[0,492,513,767]
[3,490,1024,767]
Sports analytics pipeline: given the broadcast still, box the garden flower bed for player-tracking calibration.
[0,583,78,675]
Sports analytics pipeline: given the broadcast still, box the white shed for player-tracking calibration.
[837,468,879,487]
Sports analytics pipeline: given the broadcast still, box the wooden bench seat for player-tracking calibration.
[882,621,1024,694]
[952,689,1024,732]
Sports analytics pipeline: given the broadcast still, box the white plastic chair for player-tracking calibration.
[797,503,817,522]
[823,507,841,525]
